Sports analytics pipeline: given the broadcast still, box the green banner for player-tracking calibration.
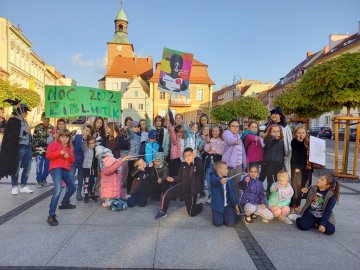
[45,86,121,119]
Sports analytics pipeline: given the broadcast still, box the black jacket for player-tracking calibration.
[129,166,157,196]
[290,139,307,170]
[177,157,204,195]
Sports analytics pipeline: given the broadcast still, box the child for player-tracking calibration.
[47,118,66,144]
[127,158,157,207]
[154,152,175,196]
[72,124,93,201]
[210,161,240,226]
[262,124,285,193]
[105,123,118,157]
[46,129,76,226]
[100,151,129,203]
[290,124,312,212]
[140,129,163,165]
[116,127,130,199]
[183,122,205,158]
[93,117,107,147]
[204,126,224,202]
[239,165,274,224]
[82,136,98,203]
[165,111,185,178]
[126,121,141,192]
[146,114,170,159]
[268,171,294,224]
[294,175,339,235]
[155,148,204,219]
[241,121,263,167]
[32,112,54,187]
[139,119,149,143]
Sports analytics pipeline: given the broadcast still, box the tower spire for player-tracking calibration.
[120,0,123,8]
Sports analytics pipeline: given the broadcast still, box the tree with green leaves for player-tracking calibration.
[0,79,41,109]
[274,52,360,174]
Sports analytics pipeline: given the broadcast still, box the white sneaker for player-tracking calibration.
[280,217,293,225]
[288,213,301,222]
[11,186,19,195]
[20,186,33,194]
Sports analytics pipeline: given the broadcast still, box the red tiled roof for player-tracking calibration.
[149,59,215,85]
[106,56,153,80]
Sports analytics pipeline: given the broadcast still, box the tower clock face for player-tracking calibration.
[117,45,122,51]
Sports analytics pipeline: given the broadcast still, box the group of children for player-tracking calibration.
[38,110,339,236]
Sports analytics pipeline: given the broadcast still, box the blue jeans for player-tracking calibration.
[205,163,214,196]
[49,168,76,216]
[71,163,84,195]
[212,206,236,226]
[36,155,50,183]
[11,144,32,187]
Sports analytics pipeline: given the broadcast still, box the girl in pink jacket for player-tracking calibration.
[241,121,263,167]
[204,126,224,202]
[98,149,129,202]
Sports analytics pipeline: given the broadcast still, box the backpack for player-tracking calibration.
[107,199,128,211]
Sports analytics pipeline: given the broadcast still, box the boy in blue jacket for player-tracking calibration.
[210,161,240,226]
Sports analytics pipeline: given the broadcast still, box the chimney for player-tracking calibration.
[306,51,314,58]
[329,34,351,50]
[323,45,330,54]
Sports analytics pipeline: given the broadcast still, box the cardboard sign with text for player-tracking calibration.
[45,86,121,119]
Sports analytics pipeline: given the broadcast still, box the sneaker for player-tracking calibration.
[76,193,83,201]
[11,186,19,195]
[244,215,254,224]
[206,196,211,204]
[279,217,293,225]
[84,197,89,203]
[37,183,43,188]
[262,219,269,223]
[288,213,301,222]
[90,196,98,202]
[59,203,76,210]
[41,182,50,187]
[47,215,58,226]
[250,214,258,220]
[155,211,168,220]
[20,186,33,193]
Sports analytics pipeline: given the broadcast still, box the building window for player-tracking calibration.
[325,116,330,126]
[160,92,166,100]
[196,89,204,101]
[134,90,138,97]
[138,104,144,110]
[119,25,123,32]
[159,109,167,117]
[112,83,118,90]
[127,103,132,109]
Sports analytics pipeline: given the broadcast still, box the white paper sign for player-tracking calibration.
[309,136,326,166]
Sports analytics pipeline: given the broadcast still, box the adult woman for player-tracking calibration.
[222,119,247,198]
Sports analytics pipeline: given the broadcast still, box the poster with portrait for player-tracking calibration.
[158,47,193,97]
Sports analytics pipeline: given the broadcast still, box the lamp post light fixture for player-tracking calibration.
[232,75,242,101]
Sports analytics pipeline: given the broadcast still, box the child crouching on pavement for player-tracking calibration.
[95,145,129,205]
[239,165,274,224]
[155,147,205,219]
[268,170,294,224]
[291,175,339,235]
[210,161,240,226]
[154,152,175,197]
[127,158,157,207]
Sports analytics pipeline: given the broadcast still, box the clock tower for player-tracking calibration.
[107,4,134,70]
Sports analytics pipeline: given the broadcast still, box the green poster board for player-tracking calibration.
[45,86,121,119]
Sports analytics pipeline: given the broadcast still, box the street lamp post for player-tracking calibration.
[232,75,242,101]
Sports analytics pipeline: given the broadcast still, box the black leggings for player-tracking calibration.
[160,184,203,217]
[262,161,284,193]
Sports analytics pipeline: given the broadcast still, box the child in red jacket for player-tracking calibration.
[46,129,76,226]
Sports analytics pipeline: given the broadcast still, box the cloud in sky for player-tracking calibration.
[71,53,95,67]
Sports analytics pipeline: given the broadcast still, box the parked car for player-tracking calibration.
[350,128,359,141]
[308,127,332,139]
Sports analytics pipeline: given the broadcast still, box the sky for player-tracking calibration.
[1,0,359,90]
